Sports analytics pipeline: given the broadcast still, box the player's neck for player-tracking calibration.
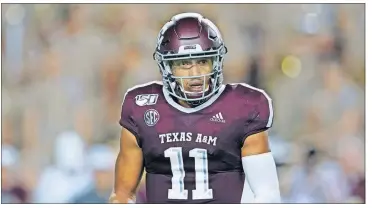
[178,99,193,108]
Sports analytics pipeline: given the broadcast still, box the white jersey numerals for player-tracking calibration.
[189,148,213,200]
[164,147,213,200]
[164,147,188,199]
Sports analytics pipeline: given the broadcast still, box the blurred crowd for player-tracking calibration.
[1,3,365,203]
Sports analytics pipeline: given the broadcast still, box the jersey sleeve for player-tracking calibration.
[119,91,141,146]
[241,91,274,146]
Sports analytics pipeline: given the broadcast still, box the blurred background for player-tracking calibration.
[1,3,365,204]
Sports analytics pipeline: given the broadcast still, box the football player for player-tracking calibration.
[110,12,280,203]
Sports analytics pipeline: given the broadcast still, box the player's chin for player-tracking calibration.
[185,92,204,99]
[184,88,210,98]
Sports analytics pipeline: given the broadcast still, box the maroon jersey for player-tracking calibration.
[119,81,273,203]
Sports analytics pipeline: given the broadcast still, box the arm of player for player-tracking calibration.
[241,131,281,203]
[109,128,144,203]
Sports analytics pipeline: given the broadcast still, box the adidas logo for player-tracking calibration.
[210,112,226,123]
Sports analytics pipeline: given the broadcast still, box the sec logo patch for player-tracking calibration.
[144,109,160,126]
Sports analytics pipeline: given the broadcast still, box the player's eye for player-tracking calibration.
[173,60,193,69]
[171,59,209,69]
[198,59,209,65]
[181,60,192,66]
[171,60,189,67]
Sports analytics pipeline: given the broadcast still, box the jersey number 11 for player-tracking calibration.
[164,147,213,200]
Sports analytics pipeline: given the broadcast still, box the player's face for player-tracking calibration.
[171,58,213,93]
